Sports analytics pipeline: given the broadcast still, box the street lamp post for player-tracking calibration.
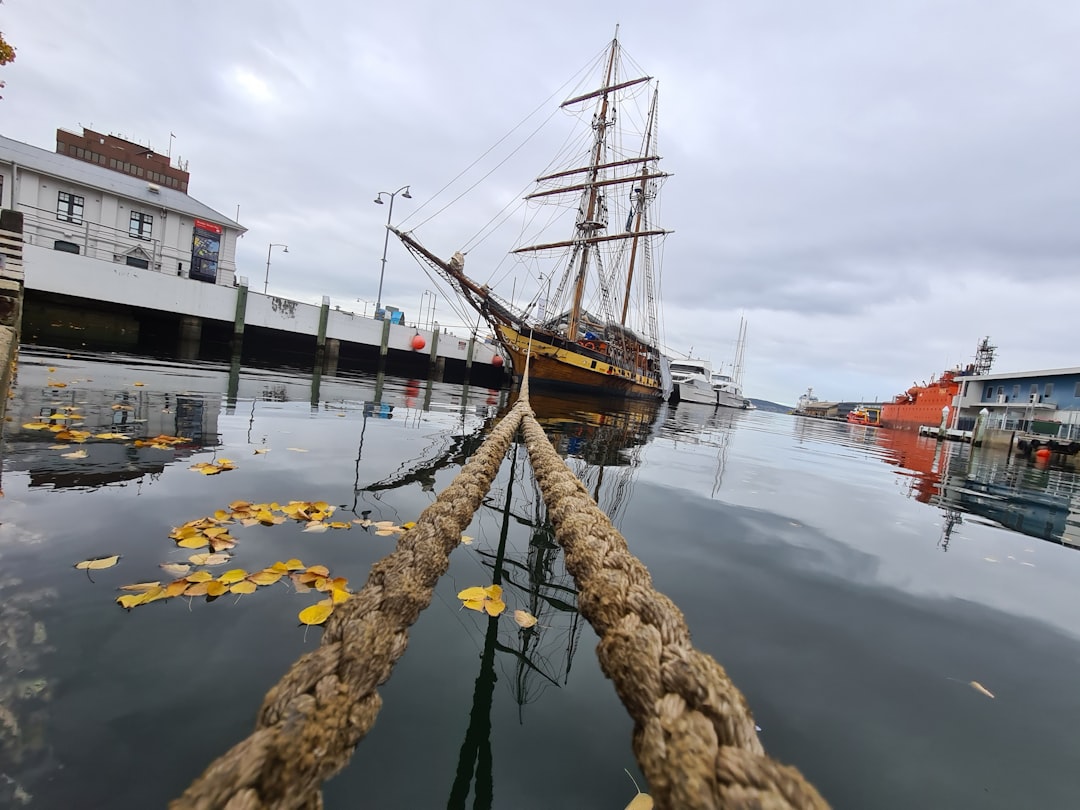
[264,242,288,294]
[373,185,412,318]
[419,290,437,330]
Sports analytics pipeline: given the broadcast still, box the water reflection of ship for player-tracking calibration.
[657,404,745,497]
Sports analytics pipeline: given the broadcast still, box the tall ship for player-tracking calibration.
[395,33,672,400]
[879,337,995,430]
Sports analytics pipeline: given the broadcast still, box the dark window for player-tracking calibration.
[1044,382,1054,397]
[1075,381,1080,398]
[110,158,118,169]
[129,211,153,240]
[56,191,84,224]
[1012,385,1020,399]
[53,240,80,254]
[125,255,150,269]
[1030,384,1038,395]
[997,386,1004,397]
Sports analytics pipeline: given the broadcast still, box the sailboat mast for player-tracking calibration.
[566,37,619,341]
[620,86,659,327]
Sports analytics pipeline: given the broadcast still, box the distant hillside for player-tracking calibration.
[747,398,791,413]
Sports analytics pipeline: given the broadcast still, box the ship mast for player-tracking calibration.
[565,37,619,342]
[620,85,659,328]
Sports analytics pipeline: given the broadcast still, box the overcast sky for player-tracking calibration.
[4,0,1079,405]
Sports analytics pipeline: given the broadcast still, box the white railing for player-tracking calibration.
[15,204,235,280]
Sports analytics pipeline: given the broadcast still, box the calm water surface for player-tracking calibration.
[2,349,1079,809]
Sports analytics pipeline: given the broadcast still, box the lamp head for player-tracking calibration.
[373,196,384,204]
[282,246,289,253]
[401,188,412,199]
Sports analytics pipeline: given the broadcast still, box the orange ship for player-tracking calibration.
[879,338,996,431]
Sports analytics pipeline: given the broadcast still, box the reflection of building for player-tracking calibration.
[6,379,217,489]
[0,129,244,285]
[876,428,948,504]
[937,449,1080,549]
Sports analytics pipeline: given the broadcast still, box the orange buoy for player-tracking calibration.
[492,354,504,368]
[1035,447,1051,461]
[411,334,426,351]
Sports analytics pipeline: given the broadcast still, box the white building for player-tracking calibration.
[0,128,244,286]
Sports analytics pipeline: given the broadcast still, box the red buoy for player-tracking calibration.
[411,334,426,351]
[1035,447,1051,461]
[492,354,504,368]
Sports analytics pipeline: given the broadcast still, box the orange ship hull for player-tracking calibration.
[879,373,960,430]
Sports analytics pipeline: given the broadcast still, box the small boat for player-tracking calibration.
[395,32,672,400]
[847,406,881,426]
[710,317,750,409]
[670,358,719,405]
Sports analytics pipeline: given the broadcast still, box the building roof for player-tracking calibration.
[0,133,244,232]
[967,367,1080,381]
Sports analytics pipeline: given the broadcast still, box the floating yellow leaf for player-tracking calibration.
[188,552,230,566]
[306,565,330,577]
[185,571,214,583]
[164,579,190,598]
[230,580,257,595]
[228,500,252,511]
[460,535,474,545]
[185,581,211,596]
[270,561,290,573]
[253,448,270,454]
[49,444,68,450]
[133,382,145,387]
[206,581,227,597]
[373,520,395,529]
[47,381,68,388]
[328,522,351,530]
[248,570,284,586]
[298,603,333,625]
[141,586,169,604]
[75,554,121,570]
[402,521,416,530]
[118,581,161,592]
[240,517,260,527]
[303,521,329,533]
[374,529,396,536]
[970,681,995,699]
[513,610,538,628]
[116,593,146,609]
[218,569,248,584]
[210,535,236,552]
[22,422,53,430]
[94,432,129,440]
[62,449,88,459]
[112,404,133,411]
[283,558,305,571]
[457,584,505,616]
[287,447,308,452]
[48,367,56,372]
[331,586,350,604]
[160,562,192,576]
[177,534,209,549]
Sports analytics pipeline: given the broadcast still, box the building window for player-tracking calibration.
[1012,384,1019,400]
[53,240,80,254]
[125,255,150,269]
[56,191,84,224]
[1075,381,1080,398]
[1044,382,1053,397]
[1030,384,1038,396]
[129,211,153,240]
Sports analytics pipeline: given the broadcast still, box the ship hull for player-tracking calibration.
[880,381,959,430]
[497,324,662,399]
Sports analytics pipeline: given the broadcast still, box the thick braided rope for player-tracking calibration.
[172,402,529,810]
[519,410,830,810]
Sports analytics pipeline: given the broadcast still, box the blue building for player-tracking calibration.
[955,367,1080,438]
